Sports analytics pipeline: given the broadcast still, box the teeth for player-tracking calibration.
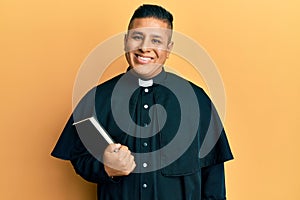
[138,56,151,61]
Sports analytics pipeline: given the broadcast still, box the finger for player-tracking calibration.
[106,143,121,153]
[130,160,136,172]
[122,154,135,170]
[129,154,135,164]
[123,151,133,163]
[118,149,131,161]
[120,145,129,151]
[117,146,131,157]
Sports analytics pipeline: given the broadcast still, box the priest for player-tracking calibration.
[52,4,233,200]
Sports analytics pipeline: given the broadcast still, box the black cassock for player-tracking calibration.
[51,69,233,200]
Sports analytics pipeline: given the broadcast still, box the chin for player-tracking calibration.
[132,67,150,77]
[130,63,162,78]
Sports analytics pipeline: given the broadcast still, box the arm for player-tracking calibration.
[70,151,109,183]
[70,143,136,183]
[201,163,227,200]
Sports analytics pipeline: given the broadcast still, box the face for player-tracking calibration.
[124,18,173,79]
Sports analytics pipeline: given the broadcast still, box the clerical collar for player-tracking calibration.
[138,78,153,87]
[126,66,167,87]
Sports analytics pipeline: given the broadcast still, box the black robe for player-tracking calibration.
[51,69,233,200]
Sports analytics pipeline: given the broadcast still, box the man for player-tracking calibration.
[52,4,233,200]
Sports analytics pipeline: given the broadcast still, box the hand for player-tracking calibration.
[103,143,136,177]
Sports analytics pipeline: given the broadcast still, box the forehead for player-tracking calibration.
[130,17,170,29]
[128,18,172,37]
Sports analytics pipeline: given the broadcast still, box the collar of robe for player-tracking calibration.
[126,66,167,87]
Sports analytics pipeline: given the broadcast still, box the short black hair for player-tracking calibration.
[128,4,173,29]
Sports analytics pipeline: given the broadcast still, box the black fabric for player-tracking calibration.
[51,69,233,200]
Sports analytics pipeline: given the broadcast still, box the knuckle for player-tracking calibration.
[121,146,128,150]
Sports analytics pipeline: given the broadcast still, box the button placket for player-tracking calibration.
[140,87,151,127]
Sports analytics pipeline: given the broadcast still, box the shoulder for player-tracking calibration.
[82,73,125,107]
[75,73,124,109]
[165,71,211,103]
[95,73,124,91]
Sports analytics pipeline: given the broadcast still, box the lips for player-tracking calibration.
[135,54,153,64]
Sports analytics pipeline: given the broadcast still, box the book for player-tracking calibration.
[73,117,115,158]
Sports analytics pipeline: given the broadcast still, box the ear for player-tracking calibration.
[167,41,174,51]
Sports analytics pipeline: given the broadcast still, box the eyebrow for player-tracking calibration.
[131,31,143,35]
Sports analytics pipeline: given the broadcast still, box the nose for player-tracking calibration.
[139,38,151,52]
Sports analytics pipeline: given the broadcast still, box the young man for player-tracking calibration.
[52,4,233,200]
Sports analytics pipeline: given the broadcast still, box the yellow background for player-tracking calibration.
[1,0,299,199]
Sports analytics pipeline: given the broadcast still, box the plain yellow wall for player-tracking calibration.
[1,0,300,199]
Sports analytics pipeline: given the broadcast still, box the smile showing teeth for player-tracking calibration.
[138,56,151,61]
[136,55,152,64]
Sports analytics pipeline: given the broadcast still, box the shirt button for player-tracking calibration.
[144,88,149,93]
[143,163,148,168]
[143,142,148,147]
[143,183,147,188]
[143,104,149,109]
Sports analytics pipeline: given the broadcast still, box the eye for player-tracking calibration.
[152,39,162,44]
[132,35,143,40]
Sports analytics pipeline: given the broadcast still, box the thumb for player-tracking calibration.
[107,143,121,153]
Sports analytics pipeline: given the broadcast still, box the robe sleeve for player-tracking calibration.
[51,87,119,184]
[201,163,227,200]
[51,116,77,160]
[51,87,97,160]
[51,114,113,183]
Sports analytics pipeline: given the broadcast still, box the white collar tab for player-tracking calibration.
[138,78,153,87]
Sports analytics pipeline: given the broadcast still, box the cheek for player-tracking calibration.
[125,52,133,65]
[156,50,169,59]
[125,40,140,52]
[127,52,136,61]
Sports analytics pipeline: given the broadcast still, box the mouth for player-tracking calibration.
[135,54,154,64]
